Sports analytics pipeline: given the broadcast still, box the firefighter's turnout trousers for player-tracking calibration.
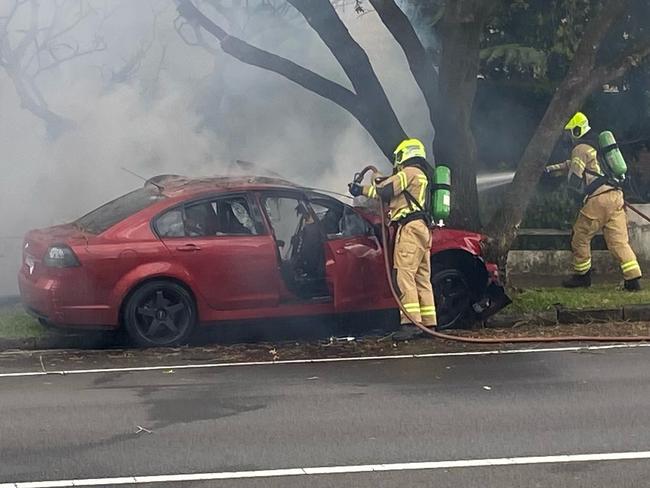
[394,219,437,326]
[572,190,642,280]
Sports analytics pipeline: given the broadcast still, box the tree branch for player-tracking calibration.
[176,0,360,114]
[367,0,438,120]
[286,0,405,145]
[0,0,104,137]
[12,0,39,62]
[590,39,650,92]
[564,0,631,79]
[33,38,106,78]
[177,0,406,158]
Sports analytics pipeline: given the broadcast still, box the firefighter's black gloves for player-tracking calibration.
[348,182,363,197]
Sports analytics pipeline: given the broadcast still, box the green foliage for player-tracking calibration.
[510,281,650,313]
[0,306,44,339]
[521,183,579,229]
[481,0,597,82]
[480,43,548,78]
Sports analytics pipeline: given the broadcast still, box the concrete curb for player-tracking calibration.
[485,304,650,328]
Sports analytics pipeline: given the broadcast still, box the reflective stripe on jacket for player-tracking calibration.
[362,166,429,222]
[548,143,614,198]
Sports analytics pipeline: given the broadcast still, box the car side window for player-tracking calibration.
[156,209,185,237]
[156,196,259,238]
[309,197,371,239]
[340,207,371,237]
[263,196,312,261]
[311,202,342,235]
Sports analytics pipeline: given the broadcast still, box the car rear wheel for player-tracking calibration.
[123,280,197,347]
[432,268,472,330]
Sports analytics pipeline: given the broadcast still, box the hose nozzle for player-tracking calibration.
[354,165,379,184]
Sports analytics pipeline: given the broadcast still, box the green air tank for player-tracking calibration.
[598,131,627,180]
[432,165,451,222]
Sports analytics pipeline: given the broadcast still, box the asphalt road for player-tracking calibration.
[2,345,650,486]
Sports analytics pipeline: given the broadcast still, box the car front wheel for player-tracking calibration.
[432,268,472,330]
[123,280,197,347]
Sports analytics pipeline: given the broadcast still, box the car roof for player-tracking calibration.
[147,174,306,199]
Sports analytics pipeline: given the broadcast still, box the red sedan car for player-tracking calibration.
[19,175,509,347]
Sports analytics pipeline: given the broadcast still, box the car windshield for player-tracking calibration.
[76,187,166,234]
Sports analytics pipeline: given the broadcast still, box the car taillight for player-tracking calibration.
[43,245,80,268]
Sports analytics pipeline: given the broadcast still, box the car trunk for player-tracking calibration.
[22,224,91,282]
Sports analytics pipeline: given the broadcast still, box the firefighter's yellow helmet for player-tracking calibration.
[394,138,426,167]
[564,112,591,139]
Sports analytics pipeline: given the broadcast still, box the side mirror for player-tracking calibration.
[276,240,285,248]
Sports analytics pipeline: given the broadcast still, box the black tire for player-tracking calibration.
[123,280,197,347]
[432,268,473,330]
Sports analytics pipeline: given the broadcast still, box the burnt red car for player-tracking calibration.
[19,175,509,347]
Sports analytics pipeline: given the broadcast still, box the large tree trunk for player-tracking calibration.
[433,0,498,231]
[484,83,590,264]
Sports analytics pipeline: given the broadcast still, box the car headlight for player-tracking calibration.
[43,245,80,268]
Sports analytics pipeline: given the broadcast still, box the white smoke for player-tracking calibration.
[0,1,432,294]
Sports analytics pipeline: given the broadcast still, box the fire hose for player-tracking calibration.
[354,165,650,344]
[625,202,650,225]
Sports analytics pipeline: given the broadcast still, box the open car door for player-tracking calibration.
[310,195,391,312]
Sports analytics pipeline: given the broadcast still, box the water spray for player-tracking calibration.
[354,165,650,344]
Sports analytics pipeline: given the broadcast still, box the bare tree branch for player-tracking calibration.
[177,0,406,158]
[177,1,358,108]
[107,4,164,85]
[35,37,107,77]
[367,0,438,119]
[286,0,404,141]
[13,0,39,61]
[0,0,105,137]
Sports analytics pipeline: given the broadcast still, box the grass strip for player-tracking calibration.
[510,280,650,314]
[0,305,45,339]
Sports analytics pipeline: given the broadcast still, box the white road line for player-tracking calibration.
[2,451,650,487]
[0,342,649,379]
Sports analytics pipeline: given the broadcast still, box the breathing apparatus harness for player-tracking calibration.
[354,164,650,344]
[398,158,434,227]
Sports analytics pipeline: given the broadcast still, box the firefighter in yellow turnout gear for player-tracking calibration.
[349,139,436,340]
[546,112,642,291]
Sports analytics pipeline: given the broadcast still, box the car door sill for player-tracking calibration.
[281,295,332,305]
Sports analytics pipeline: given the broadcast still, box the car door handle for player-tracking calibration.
[176,244,201,252]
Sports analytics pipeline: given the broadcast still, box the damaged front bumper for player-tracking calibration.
[472,282,512,320]
[472,262,511,320]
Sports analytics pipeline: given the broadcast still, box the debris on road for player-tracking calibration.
[135,425,152,434]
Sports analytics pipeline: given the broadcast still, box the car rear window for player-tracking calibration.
[77,188,166,234]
